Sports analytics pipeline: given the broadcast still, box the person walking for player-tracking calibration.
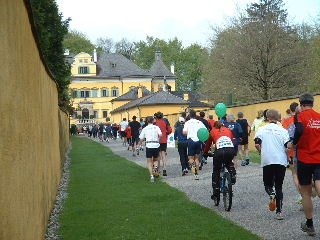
[174,117,189,176]
[183,110,206,180]
[119,118,128,146]
[293,93,320,236]
[129,116,141,156]
[236,112,251,166]
[139,116,162,183]
[208,115,215,129]
[254,109,290,220]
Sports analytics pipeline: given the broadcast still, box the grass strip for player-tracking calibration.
[59,136,260,240]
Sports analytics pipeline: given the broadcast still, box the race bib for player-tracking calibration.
[216,136,234,149]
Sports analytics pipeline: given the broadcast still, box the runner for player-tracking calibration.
[203,121,236,199]
[129,116,141,156]
[154,112,172,176]
[251,110,264,133]
[124,124,132,150]
[119,118,128,146]
[208,115,215,129]
[183,110,206,180]
[174,117,189,176]
[224,114,243,169]
[236,112,251,166]
[293,93,320,236]
[254,109,290,220]
[139,116,162,183]
[98,122,105,142]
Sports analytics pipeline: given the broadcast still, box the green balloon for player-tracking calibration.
[215,103,227,118]
[197,128,209,142]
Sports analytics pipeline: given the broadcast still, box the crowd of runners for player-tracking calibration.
[81,93,319,237]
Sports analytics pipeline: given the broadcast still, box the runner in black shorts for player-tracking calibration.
[236,112,251,166]
[293,93,320,236]
[129,116,141,156]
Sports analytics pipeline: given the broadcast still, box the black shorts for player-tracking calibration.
[146,147,159,159]
[240,136,248,145]
[187,139,202,156]
[119,131,126,138]
[131,136,139,146]
[297,160,320,185]
[159,143,167,152]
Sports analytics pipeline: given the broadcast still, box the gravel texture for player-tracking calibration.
[97,137,320,240]
[45,144,72,240]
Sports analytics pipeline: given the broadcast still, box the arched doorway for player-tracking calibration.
[82,108,89,119]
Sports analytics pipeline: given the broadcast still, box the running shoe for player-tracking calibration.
[152,167,160,177]
[191,166,196,174]
[150,176,154,183]
[182,170,187,176]
[301,222,316,236]
[185,169,189,173]
[245,158,250,165]
[163,169,167,176]
[269,194,276,211]
[276,212,284,220]
[241,161,246,166]
[195,174,199,180]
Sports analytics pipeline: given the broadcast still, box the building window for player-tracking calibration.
[101,88,109,97]
[92,89,98,97]
[103,111,108,118]
[78,66,89,74]
[72,90,78,98]
[84,59,88,63]
[111,63,116,68]
[80,90,90,98]
[94,111,98,118]
[79,59,83,63]
[111,88,119,97]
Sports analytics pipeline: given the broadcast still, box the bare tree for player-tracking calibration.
[96,37,114,53]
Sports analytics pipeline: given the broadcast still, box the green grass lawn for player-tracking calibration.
[249,151,261,164]
[59,136,260,240]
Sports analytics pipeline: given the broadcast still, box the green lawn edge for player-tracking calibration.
[59,136,260,240]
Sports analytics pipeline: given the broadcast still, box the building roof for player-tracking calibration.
[149,51,176,78]
[111,90,189,114]
[111,86,151,102]
[65,53,76,64]
[170,91,211,108]
[96,53,151,77]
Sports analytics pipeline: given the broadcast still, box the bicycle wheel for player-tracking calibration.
[223,173,233,211]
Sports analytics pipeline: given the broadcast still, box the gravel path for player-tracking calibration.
[94,137,319,240]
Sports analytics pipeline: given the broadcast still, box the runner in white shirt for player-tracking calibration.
[139,116,162,183]
[183,110,206,180]
[119,118,128,146]
[254,109,290,220]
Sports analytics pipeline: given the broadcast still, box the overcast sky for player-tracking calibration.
[56,0,320,47]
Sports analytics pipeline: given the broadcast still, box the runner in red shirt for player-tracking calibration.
[204,121,236,200]
[154,112,172,176]
[125,125,132,151]
[293,93,320,236]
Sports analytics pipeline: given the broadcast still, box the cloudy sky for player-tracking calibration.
[56,0,320,47]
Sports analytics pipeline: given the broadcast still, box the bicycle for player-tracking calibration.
[209,153,233,211]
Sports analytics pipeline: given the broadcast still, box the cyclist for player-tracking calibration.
[204,121,236,199]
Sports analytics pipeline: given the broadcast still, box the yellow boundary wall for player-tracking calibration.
[0,1,70,239]
[165,94,320,150]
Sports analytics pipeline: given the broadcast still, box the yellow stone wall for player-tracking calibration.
[0,1,70,239]
[71,52,96,76]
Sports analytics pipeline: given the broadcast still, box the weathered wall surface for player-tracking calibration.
[0,1,69,240]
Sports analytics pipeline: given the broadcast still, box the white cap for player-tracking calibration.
[179,117,185,122]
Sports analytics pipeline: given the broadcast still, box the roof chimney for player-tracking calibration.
[170,63,175,74]
[93,49,97,62]
[137,87,143,98]
[155,50,161,61]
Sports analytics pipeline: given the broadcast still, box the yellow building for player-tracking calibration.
[67,50,212,125]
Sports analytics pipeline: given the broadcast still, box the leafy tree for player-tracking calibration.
[63,30,95,54]
[204,0,308,103]
[30,0,71,109]
[114,38,135,59]
[96,37,114,53]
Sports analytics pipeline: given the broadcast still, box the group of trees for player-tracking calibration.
[63,33,209,91]
[31,0,319,110]
[202,0,320,104]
